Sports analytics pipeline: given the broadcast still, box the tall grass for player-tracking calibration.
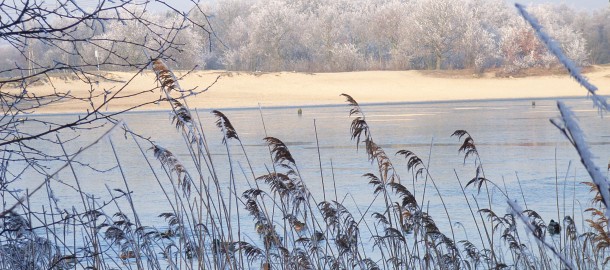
[1,5,610,270]
[1,81,608,269]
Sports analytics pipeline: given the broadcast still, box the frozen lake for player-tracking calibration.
[8,96,609,264]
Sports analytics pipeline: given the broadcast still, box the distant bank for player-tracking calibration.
[6,66,610,114]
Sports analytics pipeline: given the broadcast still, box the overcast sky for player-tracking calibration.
[161,0,607,11]
[518,0,608,10]
[140,0,608,12]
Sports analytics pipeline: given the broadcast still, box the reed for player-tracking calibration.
[1,66,609,270]
[2,6,610,268]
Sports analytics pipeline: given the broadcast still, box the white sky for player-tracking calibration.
[44,0,609,13]
[517,0,608,10]
[144,0,608,12]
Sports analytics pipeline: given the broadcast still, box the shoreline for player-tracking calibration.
[4,66,610,115]
[23,95,595,117]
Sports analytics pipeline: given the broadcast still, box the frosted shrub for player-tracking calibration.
[330,43,364,72]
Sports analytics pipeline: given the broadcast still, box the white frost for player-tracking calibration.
[515,3,609,111]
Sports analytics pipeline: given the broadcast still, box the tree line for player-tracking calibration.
[1,0,609,76]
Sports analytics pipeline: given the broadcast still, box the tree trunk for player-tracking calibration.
[435,52,442,70]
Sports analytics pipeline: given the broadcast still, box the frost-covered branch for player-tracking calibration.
[552,102,610,217]
[507,199,575,270]
[515,3,610,111]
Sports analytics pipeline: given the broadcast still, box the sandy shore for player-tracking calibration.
[4,66,610,114]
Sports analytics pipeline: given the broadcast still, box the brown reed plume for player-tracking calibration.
[582,181,610,264]
[151,145,192,196]
[151,59,193,131]
[452,129,510,266]
[451,130,488,193]
[168,97,193,129]
[396,150,425,179]
[212,110,240,144]
[263,137,296,166]
[152,59,182,94]
[341,93,398,183]
[341,93,369,146]
[395,148,460,250]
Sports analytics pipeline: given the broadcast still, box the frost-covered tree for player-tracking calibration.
[315,0,367,71]
[91,8,156,70]
[577,8,610,64]
[81,7,207,71]
[4,3,213,74]
[499,4,589,73]
[411,0,465,69]
[219,0,308,71]
[200,0,255,68]
[199,0,605,72]
[528,4,589,66]
[363,0,411,69]
[456,0,510,72]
